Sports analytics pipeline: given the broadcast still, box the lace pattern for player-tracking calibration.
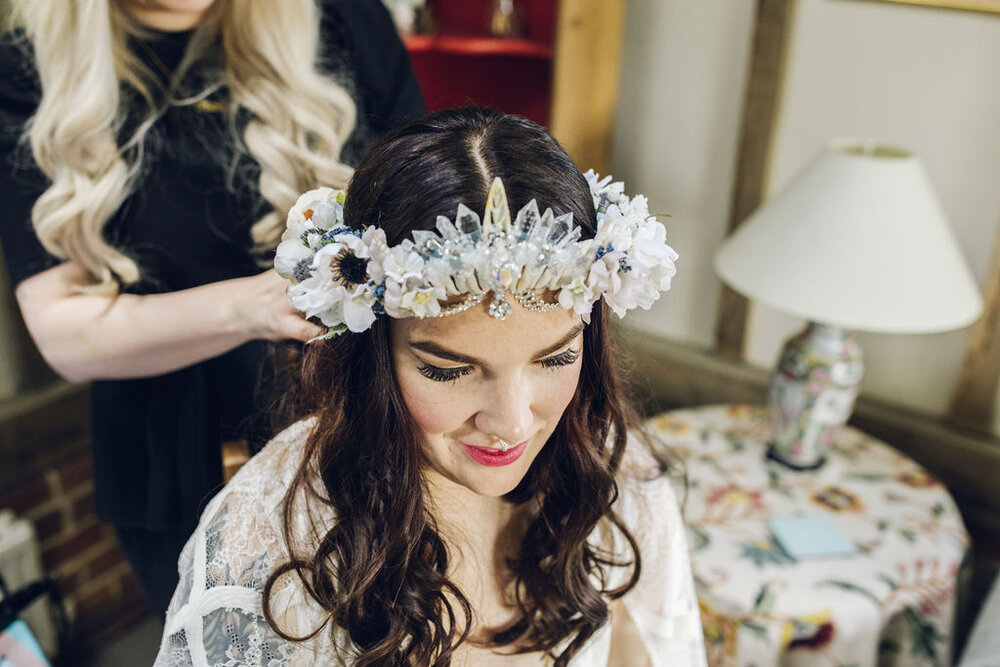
[203,608,294,667]
[155,421,707,666]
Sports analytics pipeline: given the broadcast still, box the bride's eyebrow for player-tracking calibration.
[409,323,584,366]
[531,323,584,359]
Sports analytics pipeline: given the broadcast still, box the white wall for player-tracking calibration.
[749,0,1000,418]
[611,0,756,346]
[613,0,1000,430]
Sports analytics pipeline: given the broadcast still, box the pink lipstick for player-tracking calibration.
[461,440,529,467]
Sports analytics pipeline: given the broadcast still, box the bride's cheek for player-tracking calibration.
[548,366,583,414]
[398,374,472,435]
[409,400,465,436]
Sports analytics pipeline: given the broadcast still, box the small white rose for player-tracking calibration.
[382,246,424,283]
[308,200,345,231]
[287,187,341,234]
[400,285,446,318]
[557,276,595,316]
[289,275,338,320]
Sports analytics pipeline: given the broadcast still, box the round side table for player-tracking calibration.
[645,404,970,667]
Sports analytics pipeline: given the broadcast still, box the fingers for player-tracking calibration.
[268,300,323,342]
[263,270,311,341]
[288,316,325,343]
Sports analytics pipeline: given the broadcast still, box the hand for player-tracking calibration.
[15,263,327,381]
[236,269,325,343]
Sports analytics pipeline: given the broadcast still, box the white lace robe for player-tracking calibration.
[155,420,707,666]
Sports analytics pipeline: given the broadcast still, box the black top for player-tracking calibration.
[0,0,424,532]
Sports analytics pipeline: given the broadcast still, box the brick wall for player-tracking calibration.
[0,383,149,652]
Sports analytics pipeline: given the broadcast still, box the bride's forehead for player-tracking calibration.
[392,303,580,353]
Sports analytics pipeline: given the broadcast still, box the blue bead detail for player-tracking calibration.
[371,282,386,315]
[315,227,362,249]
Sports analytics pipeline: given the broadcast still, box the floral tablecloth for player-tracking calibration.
[645,405,969,667]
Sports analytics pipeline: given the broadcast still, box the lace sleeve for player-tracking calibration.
[616,445,708,667]
[154,420,334,666]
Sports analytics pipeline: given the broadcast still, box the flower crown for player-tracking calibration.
[275,170,678,339]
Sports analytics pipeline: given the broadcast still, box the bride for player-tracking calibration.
[155,107,706,666]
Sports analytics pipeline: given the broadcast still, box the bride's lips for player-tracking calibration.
[461,440,529,467]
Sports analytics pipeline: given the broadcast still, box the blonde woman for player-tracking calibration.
[0,0,424,614]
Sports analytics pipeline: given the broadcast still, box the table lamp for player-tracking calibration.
[714,139,983,470]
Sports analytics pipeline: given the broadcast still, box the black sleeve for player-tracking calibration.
[328,0,426,134]
[0,32,59,287]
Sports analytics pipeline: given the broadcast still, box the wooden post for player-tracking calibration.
[0,253,56,398]
[0,260,25,399]
[713,0,797,360]
[549,0,628,175]
[948,224,1000,432]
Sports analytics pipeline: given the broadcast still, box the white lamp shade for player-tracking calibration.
[714,139,983,334]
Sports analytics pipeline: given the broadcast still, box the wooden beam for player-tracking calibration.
[549,0,628,174]
[713,0,797,360]
[0,255,57,397]
[948,223,1000,432]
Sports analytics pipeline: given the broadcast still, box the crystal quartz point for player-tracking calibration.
[545,215,571,246]
[455,205,481,244]
[436,215,462,242]
[529,209,555,247]
[561,221,581,246]
[514,201,540,242]
[482,177,512,236]
[411,230,443,256]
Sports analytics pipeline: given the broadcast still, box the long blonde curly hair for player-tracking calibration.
[11,0,356,294]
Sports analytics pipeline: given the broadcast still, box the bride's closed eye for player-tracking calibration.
[417,348,581,383]
[539,348,580,369]
[417,364,474,383]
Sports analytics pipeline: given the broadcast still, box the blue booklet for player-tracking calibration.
[0,619,51,666]
[769,514,856,559]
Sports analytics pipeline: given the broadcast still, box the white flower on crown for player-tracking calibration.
[361,227,390,283]
[274,236,313,280]
[585,170,628,215]
[276,188,352,284]
[381,245,424,285]
[287,227,378,334]
[386,282,447,319]
[282,187,345,241]
[379,245,447,318]
[557,275,595,316]
[274,171,679,339]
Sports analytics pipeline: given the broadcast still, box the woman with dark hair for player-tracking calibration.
[155,107,706,666]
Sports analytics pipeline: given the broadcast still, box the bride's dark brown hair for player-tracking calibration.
[263,107,644,665]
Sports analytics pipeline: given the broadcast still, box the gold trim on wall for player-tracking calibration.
[865,0,1000,14]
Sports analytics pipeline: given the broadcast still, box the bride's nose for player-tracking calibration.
[473,373,534,444]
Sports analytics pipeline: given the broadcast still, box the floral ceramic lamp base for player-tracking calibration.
[767,322,864,470]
